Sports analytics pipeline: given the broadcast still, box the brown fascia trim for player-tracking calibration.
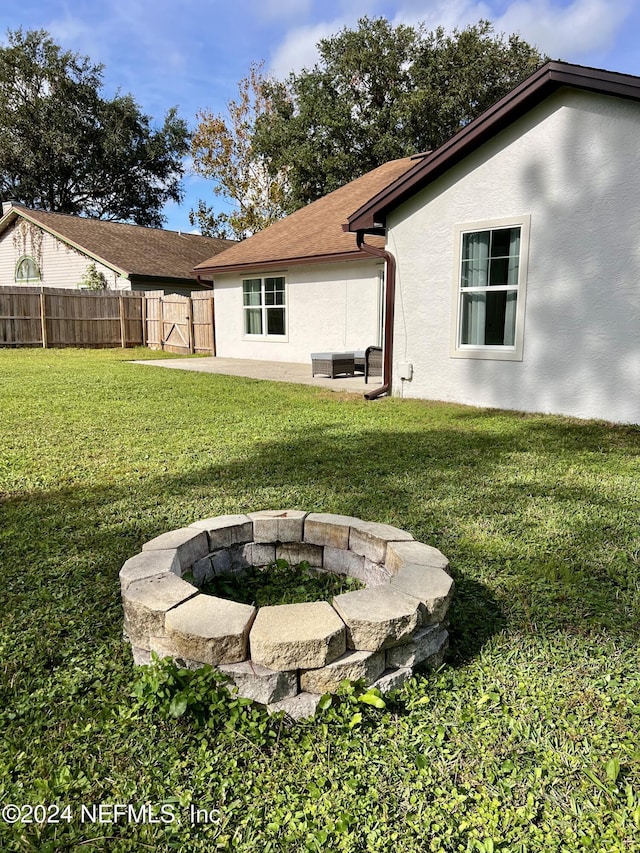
[194,249,382,277]
[346,60,640,232]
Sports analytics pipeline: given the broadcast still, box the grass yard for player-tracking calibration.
[0,347,638,853]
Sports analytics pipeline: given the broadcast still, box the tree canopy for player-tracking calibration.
[247,18,548,215]
[189,63,288,240]
[0,29,190,227]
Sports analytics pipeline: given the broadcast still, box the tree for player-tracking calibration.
[0,29,189,227]
[189,62,288,240]
[252,18,548,211]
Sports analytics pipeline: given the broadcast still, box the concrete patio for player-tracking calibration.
[132,356,375,395]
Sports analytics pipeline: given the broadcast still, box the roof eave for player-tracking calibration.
[195,249,382,276]
[346,61,640,232]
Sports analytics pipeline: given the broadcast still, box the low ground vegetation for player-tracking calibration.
[0,348,638,852]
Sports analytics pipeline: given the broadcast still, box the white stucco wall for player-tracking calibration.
[0,219,125,289]
[388,88,640,424]
[212,259,384,363]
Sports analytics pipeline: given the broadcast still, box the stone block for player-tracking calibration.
[276,542,323,567]
[122,574,198,649]
[190,514,253,549]
[165,595,256,666]
[131,646,152,666]
[373,667,413,694]
[267,692,323,720]
[385,540,451,576]
[218,661,298,704]
[250,602,346,671]
[300,649,385,694]
[232,542,276,569]
[142,527,209,571]
[390,564,455,624]
[303,513,358,549]
[385,626,449,669]
[120,550,180,591]
[347,557,392,587]
[192,555,214,585]
[322,546,364,576]
[348,520,413,563]
[212,549,233,575]
[332,587,420,652]
[249,510,307,543]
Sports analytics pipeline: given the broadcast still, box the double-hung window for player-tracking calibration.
[243,276,286,338]
[452,216,529,360]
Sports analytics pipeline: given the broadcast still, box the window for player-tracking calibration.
[451,216,529,361]
[15,255,41,283]
[243,276,286,337]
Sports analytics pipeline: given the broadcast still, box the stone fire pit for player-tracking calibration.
[120,511,454,719]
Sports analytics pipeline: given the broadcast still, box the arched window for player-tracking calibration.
[15,255,41,283]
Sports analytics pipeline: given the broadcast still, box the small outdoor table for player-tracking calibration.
[310,352,355,378]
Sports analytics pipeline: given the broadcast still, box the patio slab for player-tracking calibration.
[132,356,373,394]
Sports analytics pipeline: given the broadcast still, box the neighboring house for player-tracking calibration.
[194,158,416,363]
[342,61,639,424]
[0,204,234,294]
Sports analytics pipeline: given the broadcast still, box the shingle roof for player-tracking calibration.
[0,205,235,282]
[195,157,417,275]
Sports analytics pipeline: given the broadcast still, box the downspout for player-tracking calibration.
[356,230,395,400]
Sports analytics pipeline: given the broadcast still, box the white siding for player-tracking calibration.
[213,259,384,363]
[388,88,640,424]
[0,219,124,290]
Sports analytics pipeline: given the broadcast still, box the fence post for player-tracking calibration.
[119,294,126,348]
[187,295,194,354]
[141,294,147,347]
[39,290,48,348]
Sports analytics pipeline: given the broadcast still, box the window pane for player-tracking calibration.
[461,292,486,345]
[489,257,510,285]
[265,277,285,305]
[461,291,517,346]
[461,232,489,287]
[266,307,285,335]
[243,279,262,306]
[245,307,262,334]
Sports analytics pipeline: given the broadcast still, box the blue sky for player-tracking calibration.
[2,0,639,232]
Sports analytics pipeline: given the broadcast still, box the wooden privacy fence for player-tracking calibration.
[0,287,215,354]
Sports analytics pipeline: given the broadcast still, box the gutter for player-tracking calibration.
[355,231,395,400]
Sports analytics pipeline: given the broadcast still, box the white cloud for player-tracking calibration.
[269,20,345,77]
[268,0,634,80]
[493,0,634,60]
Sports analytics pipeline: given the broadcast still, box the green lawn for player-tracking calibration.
[1,348,638,853]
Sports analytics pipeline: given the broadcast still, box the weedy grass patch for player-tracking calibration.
[0,348,638,852]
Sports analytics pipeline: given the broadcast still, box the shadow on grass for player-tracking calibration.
[1,414,638,684]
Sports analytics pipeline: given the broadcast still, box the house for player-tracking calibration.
[345,61,640,424]
[0,204,235,294]
[194,157,416,363]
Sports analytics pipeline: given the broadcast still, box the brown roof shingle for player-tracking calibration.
[0,206,235,282]
[195,157,416,275]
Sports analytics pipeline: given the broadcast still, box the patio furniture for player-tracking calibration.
[310,352,355,378]
[354,346,383,383]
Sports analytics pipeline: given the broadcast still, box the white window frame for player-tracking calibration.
[450,215,530,361]
[242,275,287,340]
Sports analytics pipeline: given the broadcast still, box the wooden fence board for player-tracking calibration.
[0,286,213,353]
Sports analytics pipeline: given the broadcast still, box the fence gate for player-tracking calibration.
[160,294,192,354]
[144,291,215,355]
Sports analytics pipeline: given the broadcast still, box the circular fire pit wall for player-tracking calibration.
[121,511,454,719]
